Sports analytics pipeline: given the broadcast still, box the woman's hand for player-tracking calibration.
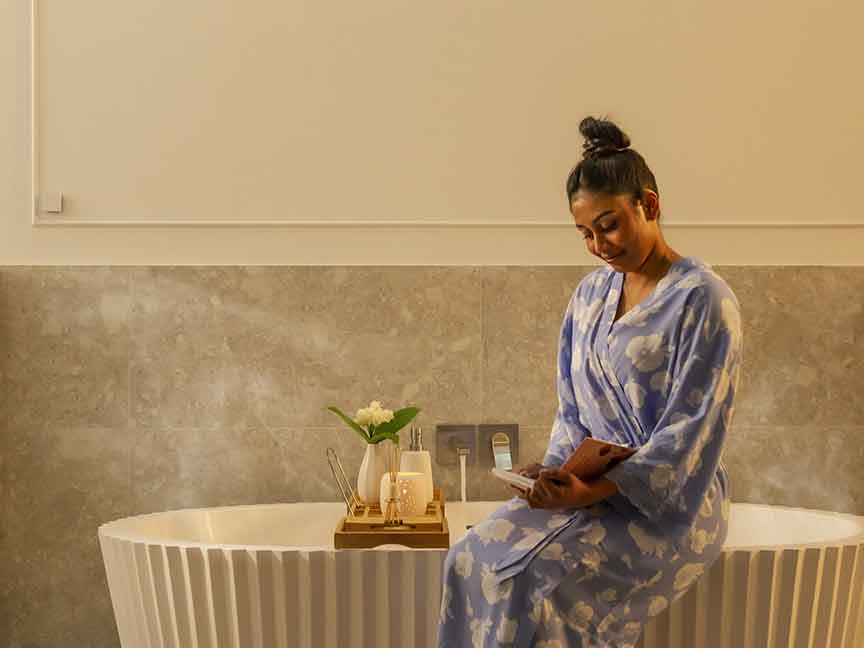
[515,462,545,479]
[508,462,545,498]
[516,468,594,510]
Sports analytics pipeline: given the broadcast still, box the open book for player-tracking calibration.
[491,437,638,491]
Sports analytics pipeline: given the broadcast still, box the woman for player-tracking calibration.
[436,116,743,648]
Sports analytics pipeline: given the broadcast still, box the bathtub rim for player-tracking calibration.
[98,501,864,554]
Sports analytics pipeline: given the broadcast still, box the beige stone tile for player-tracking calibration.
[0,267,130,428]
[131,267,485,431]
[3,264,864,648]
[131,425,288,513]
[269,426,367,503]
[130,267,231,429]
[0,423,132,648]
[219,267,484,429]
[481,266,591,423]
[719,266,864,426]
[723,424,864,513]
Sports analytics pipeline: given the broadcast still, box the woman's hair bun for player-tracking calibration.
[580,116,631,157]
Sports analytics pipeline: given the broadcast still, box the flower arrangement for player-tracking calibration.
[327,400,421,445]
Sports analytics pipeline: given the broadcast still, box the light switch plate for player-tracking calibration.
[435,424,476,466]
[478,423,519,469]
[41,192,64,213]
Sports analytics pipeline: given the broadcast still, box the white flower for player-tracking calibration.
[356,400,395,426]
[473,518,515,545]
[439,585,454,622]
[574,297,604,333]
[598,588,618,603]
[371,407,394,425]
[650,370,671,395]
[566,601,594,630]
[497,617,519,643]
[648,596,668,616]
[580,547,607,572]
[625,333,668,372]
[470,618,492,646]
[649,464,676,492]
[674,563,705,591]
[690,528,714,554]
[454,547,474,579]
[628,522,669,558]
[539,543,566,561]
[721,297,742,349]
[481,564,513,604]
[546,514,571,529]
[580,522,606,546]
[355,408,373,425]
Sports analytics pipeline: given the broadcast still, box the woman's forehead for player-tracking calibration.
[570,191,630,219]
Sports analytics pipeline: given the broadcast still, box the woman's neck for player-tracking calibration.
[625,242,681,287]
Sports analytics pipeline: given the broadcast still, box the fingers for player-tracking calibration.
[528,477,552,508]
[518,462,544,479]
[528,473,569,509]
[539,468,566,482]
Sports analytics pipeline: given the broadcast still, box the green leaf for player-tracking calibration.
[326,406,370,442]
[371,407,421,437]
[368,431,399,444]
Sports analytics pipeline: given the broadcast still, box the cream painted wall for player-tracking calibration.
[2,0,862,264]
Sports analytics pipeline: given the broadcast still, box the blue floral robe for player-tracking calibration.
[437,256,743,647]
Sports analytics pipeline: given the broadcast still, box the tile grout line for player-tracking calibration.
[479,268,486,424]
[127,267,135,514]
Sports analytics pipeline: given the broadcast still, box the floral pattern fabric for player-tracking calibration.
[436,256,743,647]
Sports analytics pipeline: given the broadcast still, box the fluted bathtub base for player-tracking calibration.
[637,545,864,648]
[101,536,864,648]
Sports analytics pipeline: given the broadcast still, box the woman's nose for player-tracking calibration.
[595,237,611,255]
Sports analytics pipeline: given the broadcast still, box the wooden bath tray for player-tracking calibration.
[334,488,450,549]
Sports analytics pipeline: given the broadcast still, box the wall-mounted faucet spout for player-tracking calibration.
[457,447,470,502]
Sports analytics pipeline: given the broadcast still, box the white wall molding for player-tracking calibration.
[16,1,864,264]
[30,218,864,229]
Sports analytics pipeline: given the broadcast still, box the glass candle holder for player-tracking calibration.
[395,472,428,517]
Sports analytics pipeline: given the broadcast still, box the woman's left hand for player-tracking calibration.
[516,468,594,509]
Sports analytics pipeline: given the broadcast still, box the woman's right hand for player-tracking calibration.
[515,462,545,479]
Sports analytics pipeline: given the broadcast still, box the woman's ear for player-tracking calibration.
[639,190,661,223]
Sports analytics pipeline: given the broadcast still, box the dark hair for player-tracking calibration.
[565,116,659,207]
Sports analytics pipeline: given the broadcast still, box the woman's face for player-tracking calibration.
[569,188,660,270]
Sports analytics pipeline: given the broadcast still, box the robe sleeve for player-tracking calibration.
[604,285,743,541]
[543,291,592,467]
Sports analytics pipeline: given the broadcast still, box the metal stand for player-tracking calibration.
[326,443,404,526]
[325,447,361,518]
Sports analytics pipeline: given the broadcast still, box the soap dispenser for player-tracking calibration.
[400,425,434,505]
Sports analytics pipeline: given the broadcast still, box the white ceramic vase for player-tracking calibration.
[356,439,394,504]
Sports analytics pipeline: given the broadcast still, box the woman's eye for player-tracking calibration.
[581,224,616,239]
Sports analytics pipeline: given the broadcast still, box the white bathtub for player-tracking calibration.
[99,502,864,648]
